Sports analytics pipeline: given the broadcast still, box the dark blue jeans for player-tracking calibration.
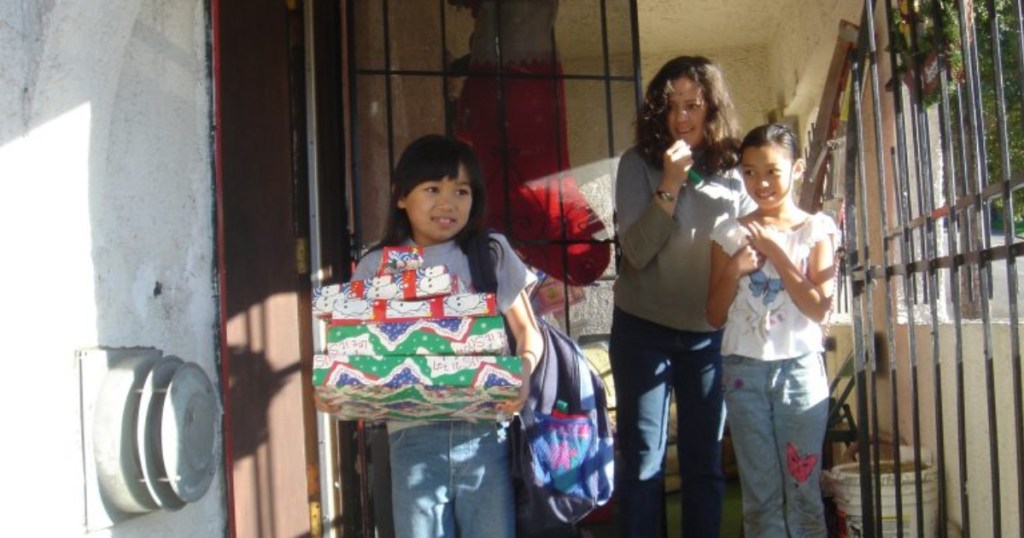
[609,308,725,538]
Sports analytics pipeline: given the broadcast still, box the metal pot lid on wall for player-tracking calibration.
[160,361,217,503]
[137,355,187,510]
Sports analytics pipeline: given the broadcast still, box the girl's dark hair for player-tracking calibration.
[380,134,486,247]
[377,134,500,292]
[740,123,799,161]
[635,55,741,174]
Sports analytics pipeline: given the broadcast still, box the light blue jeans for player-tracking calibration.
[723,352,829,538]
[388,421,514,538]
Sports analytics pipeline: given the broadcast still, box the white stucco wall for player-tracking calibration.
[0,1,225,536]
[637,42,774,136]
[769,0,864,143]
[637,0,863,138]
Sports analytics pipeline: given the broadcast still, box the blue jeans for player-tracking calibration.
[609,308,726,537]
[723,353,829,538]
[388,421,514,538]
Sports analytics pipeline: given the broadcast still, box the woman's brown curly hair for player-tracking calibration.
[635,56,741,174]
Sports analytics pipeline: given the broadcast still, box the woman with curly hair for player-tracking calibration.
[610,55,754,537]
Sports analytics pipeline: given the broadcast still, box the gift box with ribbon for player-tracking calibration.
[312,247,519,422]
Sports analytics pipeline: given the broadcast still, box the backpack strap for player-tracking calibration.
[518,318,586,427]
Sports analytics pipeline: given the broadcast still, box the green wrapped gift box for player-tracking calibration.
[313,354,522,421]
[326,315,508,357]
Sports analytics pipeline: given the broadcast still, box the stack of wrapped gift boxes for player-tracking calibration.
[311,247,523,421]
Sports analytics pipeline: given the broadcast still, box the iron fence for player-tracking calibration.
[822,0,1024,536]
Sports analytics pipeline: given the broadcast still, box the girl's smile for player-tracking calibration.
[397,165,473,247]
[740,144,805,215]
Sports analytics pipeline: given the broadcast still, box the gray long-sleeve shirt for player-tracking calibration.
[613,147,755,332]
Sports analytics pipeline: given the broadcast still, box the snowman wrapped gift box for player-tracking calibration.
[312,353,522,421]
[311,248,522,421]
[312,263,459,317]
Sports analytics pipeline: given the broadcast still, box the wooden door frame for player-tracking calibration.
[213,0,345,535]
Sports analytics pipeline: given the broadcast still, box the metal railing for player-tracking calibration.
[825,1,1024,536]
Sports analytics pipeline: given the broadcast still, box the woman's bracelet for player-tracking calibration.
[655,189,677,202]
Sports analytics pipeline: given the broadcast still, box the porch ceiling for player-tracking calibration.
[631,0,864,130]
[638,0,793,53]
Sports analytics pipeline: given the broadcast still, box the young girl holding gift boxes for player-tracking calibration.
[706,123,838,538]
[315,134,543,538]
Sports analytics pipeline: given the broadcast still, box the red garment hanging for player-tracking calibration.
[454,58,610,286]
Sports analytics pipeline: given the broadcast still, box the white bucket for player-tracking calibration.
[830,461,938,537]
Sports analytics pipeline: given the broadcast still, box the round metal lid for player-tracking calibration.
[93,351,161,514]
[137,355,186,510]
[161,362,217,503]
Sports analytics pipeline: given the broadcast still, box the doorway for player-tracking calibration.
[314,1,642,536]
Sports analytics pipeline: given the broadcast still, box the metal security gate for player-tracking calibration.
[816,1,1024,536]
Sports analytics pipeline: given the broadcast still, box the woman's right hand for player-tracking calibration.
[661,139,694,191]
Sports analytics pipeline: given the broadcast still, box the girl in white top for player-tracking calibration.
[706,123,838,538]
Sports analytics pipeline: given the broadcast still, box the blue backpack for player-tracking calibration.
[510,317,615,538]
[464,234,614,536]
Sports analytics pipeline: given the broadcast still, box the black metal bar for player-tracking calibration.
[615,0,642,278]
[856,3,897,532]
[439,0,451,137]
[546,5,572,331]
[959,0,986,315]
[628,0,642,110]
[953,81,978,314]
[990,0,1024,531]
[1005,181,1024,537]
[342,5,365,533]
[904,0,946,532]
[493,3,512,242]
[382,0,395,175]
[950,85,973,538]
[356,420,373,537]
[961,0,1003,530]
[600,0,614,160]
[998,1,1024,529]
[881,2,914,532]
[347,0,364,255]
[957,5,994,535]
[353,67,635,82]
[849,6,878,534]
[986,0,1012,180]
[890,147,915,533]
[927,1,969,532]
[596,0,617,332]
